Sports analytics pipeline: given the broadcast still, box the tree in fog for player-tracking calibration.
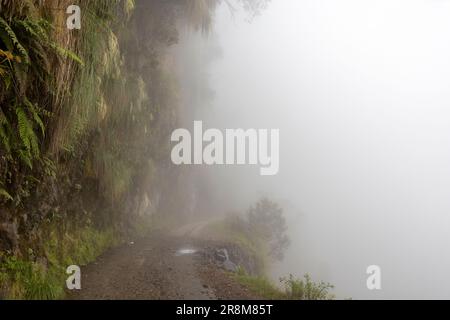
[181,0,271,33]
[247,197,290,261]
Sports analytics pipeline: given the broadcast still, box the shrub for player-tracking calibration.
[281,274,335,300]
[246,197,290,261]
[233,268,335,300]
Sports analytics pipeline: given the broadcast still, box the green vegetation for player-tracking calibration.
[0,255,63,300]
[202,197,290,274]
[247,197,290,261]
[0,222,117,299]
[234,267,285,299]
[234,268,335,300]
[204,198,335,300]
[281,274,335,300]
[0,0,180,299]
[203,215,269,276]
[0,2,82,169]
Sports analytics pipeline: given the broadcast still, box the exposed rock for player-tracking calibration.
[0,221,19,252]
[219,249,238,272]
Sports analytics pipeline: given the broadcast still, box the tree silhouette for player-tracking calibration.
[247,197,290,261]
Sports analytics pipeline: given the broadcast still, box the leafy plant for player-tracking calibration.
[0,17,29,64]
[234,267,285,299]
[246,197,290,261]
[0,187,13,201]
[0,255,63,300]
[0,11,83,169]
[281,274,335,300]
[234,269,335,300]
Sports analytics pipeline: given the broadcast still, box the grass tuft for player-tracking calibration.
[233,268,335,300]
[0,223,118,300]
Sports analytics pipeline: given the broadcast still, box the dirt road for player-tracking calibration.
[68,231,259,300]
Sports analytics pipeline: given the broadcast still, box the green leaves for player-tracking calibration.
[0,100,45,170]
[24,97,44,137]
[0,188,13,201]
[281,274,335,300]
[0,178,12,202]
[16,104,40,168]
[0,17,30,64]
[0,15,60,169]
[50,43,84,66]
[0,109,11,153]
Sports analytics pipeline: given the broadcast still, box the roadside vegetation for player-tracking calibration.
[203,197,335,300]
[202,197,290,273]
[234,268,335,300]
[0,223,117,299]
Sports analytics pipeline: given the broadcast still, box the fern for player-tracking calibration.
[0,125,10,153]
[0,17,29,64]
[14,19,48,41]
[15,17,84,66]
[50,43,84,66]
[0,102,42,166]
[16,106,31,151]
[18,149,32,169]
[0,188,13,201]
[0,4,84,173]
[24,97,45,137]
[16,105,39,160]
[0,24,14,51]
[29,127,39,157]
[0,110,11,153]
[0,48,14,61]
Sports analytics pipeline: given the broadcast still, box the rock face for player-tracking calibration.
[215,248,238,272]
[201,243,262,276]
[0,221,19,252]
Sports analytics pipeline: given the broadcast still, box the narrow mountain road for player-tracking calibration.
[67,231,260,300]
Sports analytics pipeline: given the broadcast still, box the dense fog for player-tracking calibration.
[177,0,450,299]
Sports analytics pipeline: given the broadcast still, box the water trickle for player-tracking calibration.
[175,248,197,256]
